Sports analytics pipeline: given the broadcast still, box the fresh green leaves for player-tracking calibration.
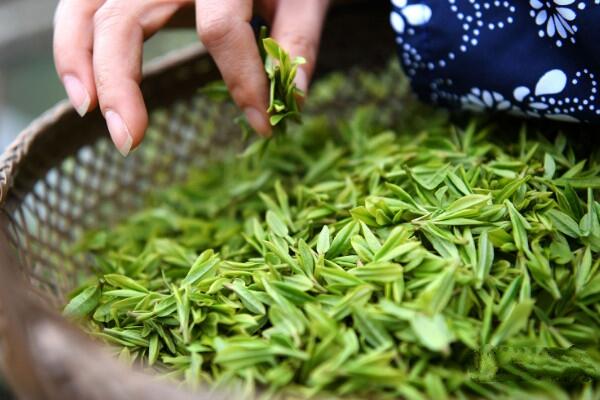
[68,61,600,399]
[260,28,305,134]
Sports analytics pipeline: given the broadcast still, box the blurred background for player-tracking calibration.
[0,0,198,151]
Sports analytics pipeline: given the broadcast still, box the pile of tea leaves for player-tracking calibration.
[66,62,600,399]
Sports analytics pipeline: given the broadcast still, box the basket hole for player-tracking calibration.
[78,147,95,164]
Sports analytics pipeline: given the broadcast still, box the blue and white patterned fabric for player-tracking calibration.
[390,0,600,123]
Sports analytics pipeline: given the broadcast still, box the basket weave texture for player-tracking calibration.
[0,2,396,398]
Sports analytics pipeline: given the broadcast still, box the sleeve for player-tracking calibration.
[390,0,600,124]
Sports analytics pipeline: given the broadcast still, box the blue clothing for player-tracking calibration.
[390,0,600,123]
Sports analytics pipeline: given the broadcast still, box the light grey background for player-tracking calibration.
[0,0,198,151]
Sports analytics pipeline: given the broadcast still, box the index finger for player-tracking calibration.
[196,0,271,136]
[54,0,105,116]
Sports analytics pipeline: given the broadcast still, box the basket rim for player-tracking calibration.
[0,43,207,206]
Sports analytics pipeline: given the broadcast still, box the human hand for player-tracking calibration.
[54,0,330,156]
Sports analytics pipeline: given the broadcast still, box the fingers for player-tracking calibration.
[270,0,330,94]
[53,0,105,116]
[92,1,146,156]
[93,1,184,156]
[56,0,186,155]
[196,0,272,136]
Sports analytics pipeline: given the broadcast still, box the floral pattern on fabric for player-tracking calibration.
[529,0,583,47]
[390,0,600,123]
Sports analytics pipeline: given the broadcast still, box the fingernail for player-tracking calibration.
[244,107,272,137]
[62,74,90,117]
[105,110,133,157]
[294,68,308,94]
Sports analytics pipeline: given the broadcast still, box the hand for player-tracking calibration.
[54,0,330,157]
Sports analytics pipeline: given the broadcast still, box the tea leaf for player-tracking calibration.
[544,153,556,179]
[575,247,593,293]
[64,284,101,318]
[352,307,393,348]
[103,274,148,293]
[476,230,494,288]
[489,301,534,347]
[326,221,359,258]
[410,313,453,354]
[266,210,289,238]
[416,265,456,315]
[226,279,266,315]
[547,209,581,238]
[505,200,531,252]
[373,226,411,261]
[349,261,403,283]
[182,250,220,286]
[316,225,331,255]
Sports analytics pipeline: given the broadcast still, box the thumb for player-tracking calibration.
[270,0,330,94]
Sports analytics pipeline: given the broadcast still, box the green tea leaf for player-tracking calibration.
[349,261,403,283]
[266,210,289,238]
[227,279,266,315]
[373,226,411,261]
[505,200,531,252]
[547,209,581,238]
[352,307,393,348]
[316,225,331,255]
[416,265,456,315]
[410,313,453,354]
[182,250,220,286]
[575,247,593,293]
[544,153,556,179]
[476,230,494,288]
[64,284,101,318]
[410,164,450,190]
[326,221,359,258]
[103,274,148,293]
[489,301,534,347]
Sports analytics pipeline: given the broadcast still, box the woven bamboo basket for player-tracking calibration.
[0,2,398,398]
